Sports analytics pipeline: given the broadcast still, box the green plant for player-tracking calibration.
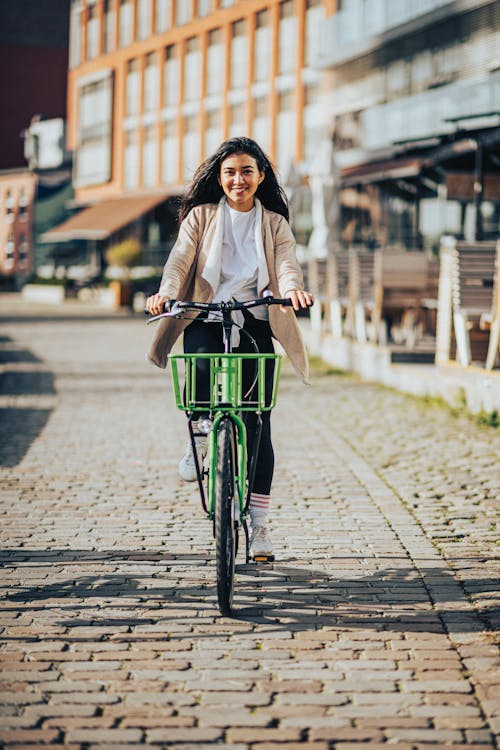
[105,239,142,274]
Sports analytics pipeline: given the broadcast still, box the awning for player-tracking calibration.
[40,192,171,243]
[341,157,423,187]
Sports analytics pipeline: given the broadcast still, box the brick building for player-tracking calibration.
[42,0,334,266]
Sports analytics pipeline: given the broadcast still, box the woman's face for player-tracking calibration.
[218,152,265,212]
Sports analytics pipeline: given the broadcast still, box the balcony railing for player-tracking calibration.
[315,0,489,68]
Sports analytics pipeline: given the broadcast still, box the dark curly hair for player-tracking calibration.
[178,137,289,223]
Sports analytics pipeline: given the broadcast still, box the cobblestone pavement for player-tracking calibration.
[1,300,499,749]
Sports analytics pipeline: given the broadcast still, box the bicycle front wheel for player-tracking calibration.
[214,418,238,617]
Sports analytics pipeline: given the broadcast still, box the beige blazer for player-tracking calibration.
[147,199,309,383]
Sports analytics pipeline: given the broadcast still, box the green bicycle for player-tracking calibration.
[148,294,290,616]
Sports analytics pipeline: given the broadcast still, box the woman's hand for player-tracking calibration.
[146,293,170,316]
[283,289,315,312]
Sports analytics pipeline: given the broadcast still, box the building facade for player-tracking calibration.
[0,170,36,284]
[315,0,500,250]
[67,0,331,199]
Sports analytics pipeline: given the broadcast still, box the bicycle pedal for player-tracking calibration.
[253,554,275,563]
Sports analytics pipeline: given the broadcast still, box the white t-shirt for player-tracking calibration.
[212,203,268,320]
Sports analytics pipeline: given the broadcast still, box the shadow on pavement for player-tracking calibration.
[1,549,494,636]
[0,336,56,466]
[0,408,53,467]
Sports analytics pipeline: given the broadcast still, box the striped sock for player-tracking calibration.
[249,492,270,527]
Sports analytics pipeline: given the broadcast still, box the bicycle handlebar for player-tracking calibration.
[146,295,292,323]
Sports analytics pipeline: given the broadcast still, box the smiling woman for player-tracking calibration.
[146,136,313,561]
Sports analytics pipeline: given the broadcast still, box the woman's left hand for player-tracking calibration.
[283,289,315,312]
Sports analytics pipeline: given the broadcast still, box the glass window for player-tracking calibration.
[5,232,15,269]
[156,0,171,32]
[6,190,15,222]
[305,0,323,68]
[182,115,200,181]
[254,10,270,83]
[206,28,224,96]
[69,1,82,68]
[144,52,159,111]
[103,0,116,52]
[205,110,223,157]
[175,0,191,25]
[276,90,295,174]
[142,125,157,187]
[124,129,139,189]
[19,233,29,267]
[77,73,114,186]
[302,84,321,165]
[163,45,180,106]
[162,120,178,184]
[137,0,152,40]
[119,0,133,47]
[252,96,270,154]
[220,0,234,6]
[184,37,201,102]
[197,0,212,17]
[278,0,297,75]
[230,20,247,90]
[229,102,246,138]
[86,3,100,59]
[126,59,141,115]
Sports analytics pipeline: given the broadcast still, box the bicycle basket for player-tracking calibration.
[169,353,282,412]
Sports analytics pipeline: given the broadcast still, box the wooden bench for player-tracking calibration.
[436,238,499,368]
[372,250,432,347]
[348,248,377,342]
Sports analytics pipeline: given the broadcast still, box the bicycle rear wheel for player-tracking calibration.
[214,418,238,616]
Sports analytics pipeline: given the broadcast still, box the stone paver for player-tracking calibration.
[0,298,499,749]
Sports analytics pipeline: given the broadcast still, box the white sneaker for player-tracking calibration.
[178,436,208,482]
[249,525,274,561]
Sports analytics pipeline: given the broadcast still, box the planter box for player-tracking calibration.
[22,284,65,305]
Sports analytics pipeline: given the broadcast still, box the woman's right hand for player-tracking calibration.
[146,293,170,316]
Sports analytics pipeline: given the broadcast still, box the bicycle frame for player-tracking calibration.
[169,351,281,522]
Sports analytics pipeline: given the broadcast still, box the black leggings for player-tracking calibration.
[183,313,275,495]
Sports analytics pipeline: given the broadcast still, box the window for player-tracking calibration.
[156,0,171,32]
[254,10,271,83]
[220,0,235,6]
[184,37,201,102]
[124,129,139,188]
[197,0,212,17]
[119,0,133,47]
[205,110,223,157]
[252,96,270,154]
[142,126,157,187]
[278,0,297,75]
[5,233,15,269]
[162,120,178,184]
[305,0,323,68]
[86,3,100,59]
[19,234,29,266]
[6,190,15,222]
[182,115,200,180]
[230,20,247,90]
[302,84,322,164]
[126,59,141,115]
[144,52,159,111]
[163,46,180,106]
[137,0,152,39]
[276,90,295,173]
[229,102,246,138]
[69,1,82,67]
[206,29,224,96]
[104,0,116,52]
[19,188,29,221]
[175,0,191,25]
[76,72,114,186]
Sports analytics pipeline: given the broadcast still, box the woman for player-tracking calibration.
[146,137,313,560]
